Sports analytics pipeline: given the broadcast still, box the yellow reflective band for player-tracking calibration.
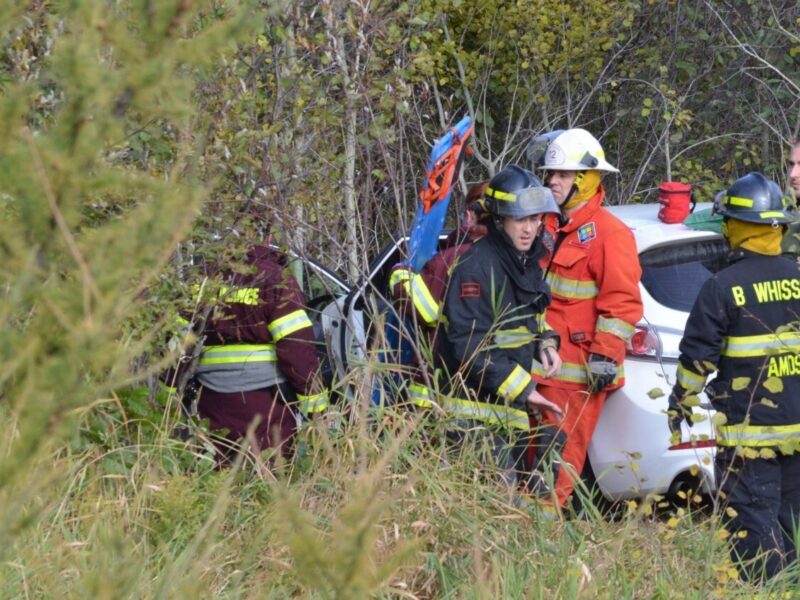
[297,390,329,415]
[441,396,530,431]
[568,149,605,161]
[676,363,707,393]
[538,313,554,332]
[389,268,439,325]
[717,423,800,448]
[389,268,411,289]
[497,364,531,400]
[596,316,636,341]
[760,211,787,219]
[408,383,433,408]
[546,272,598,300]
[726,195,754,207]
[268,309,313,341]
[199,344,277,365]
[532,360,623,386]
[486,186,517,201]
[721,331,800,358]
[493,326,536,349]
[408,273,440,325]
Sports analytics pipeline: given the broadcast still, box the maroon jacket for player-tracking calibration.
[195,245,326,458]
[202,245,322,396]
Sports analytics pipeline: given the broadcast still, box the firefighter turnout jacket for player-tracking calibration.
[535,186,643,389]
[195,245,329,418]
[439,224,559,431]
[673,249,800,450]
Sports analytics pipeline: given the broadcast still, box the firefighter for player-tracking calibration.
[439,165,564,493]
[668,172,800,582]
[193,244,329,462]
[783,139,800,258]
[531,128,644,508]
[388,181,490,408]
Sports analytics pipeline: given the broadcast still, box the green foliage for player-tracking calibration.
[0,0,259,549]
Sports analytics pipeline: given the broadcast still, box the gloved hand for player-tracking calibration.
[586,353,616,393]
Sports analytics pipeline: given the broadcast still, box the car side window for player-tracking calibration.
[285,256,347,308]
[639,238,729,312]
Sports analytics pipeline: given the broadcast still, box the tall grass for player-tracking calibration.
[2,373,798,599]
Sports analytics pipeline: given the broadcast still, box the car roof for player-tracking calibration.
[607,202,722,253]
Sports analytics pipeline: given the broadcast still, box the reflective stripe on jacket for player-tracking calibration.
[405,383,530,431]
[196,343,285,393]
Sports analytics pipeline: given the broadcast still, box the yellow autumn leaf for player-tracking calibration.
[711,412,728,427]
[726,506,738,518]
[683,394,700,407]
[759,447,777,459]
[762,377,783,394]
[731,377,751,391]
[760,397,778,408]
[648,387,664,399]
[689,464,699,476]
[667,517,679,528]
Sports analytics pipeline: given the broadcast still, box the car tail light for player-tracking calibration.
[668,439,716,451]
[626,324,660,358]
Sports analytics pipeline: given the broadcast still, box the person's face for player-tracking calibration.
[546,170,577,205]
[501,215,542,252]
[464,208,478,230]
[788,143,800,198]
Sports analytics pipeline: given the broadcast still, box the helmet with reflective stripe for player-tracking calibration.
[540,128,619,173]
[484,165,559,219]
[713,172,793,225]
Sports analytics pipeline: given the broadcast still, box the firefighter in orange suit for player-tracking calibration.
[193,245,328,461]
[531,128,644,507]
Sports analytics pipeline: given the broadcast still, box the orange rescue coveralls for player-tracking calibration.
[534,186,643,506]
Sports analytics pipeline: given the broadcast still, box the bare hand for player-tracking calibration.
[539,346,562,378]
[527,389,563,420]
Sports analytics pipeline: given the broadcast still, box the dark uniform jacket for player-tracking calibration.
[674,249,800,448]
[439,224,558,426]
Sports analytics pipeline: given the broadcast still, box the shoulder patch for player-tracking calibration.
[577,222,597,243]
[460,282,481,298]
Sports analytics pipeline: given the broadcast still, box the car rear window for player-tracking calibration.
[639,238,729,312]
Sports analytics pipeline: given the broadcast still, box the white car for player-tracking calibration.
[298,203,727,502]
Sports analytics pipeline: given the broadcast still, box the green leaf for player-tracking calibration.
[647,387,664,399]
[711,412,728,427]
[759,398,778,409]
[762,377,784,394]
[682,394,700,407]
[731,377,751,391]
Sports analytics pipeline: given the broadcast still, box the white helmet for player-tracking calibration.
[541,128,619,173]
